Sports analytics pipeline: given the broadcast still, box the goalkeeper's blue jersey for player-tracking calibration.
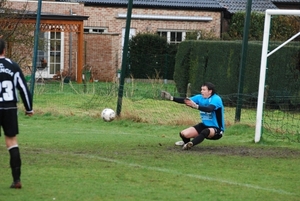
[190,94,225,131]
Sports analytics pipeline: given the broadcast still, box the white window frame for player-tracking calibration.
[122,28,136,47]
[157,30,186,44]
[35,29,65,79]
[84,27,108,33]
[47,31,64,78]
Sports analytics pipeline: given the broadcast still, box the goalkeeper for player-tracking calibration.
[161,82,225,150]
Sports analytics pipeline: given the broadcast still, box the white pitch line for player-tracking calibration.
[74,153,294,196]
[5,145,295,196]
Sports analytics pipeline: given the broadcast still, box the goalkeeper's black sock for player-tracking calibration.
[179,132,190,144]
[8,146,21,182]
[191,128,210,146]
[192,128,210,146]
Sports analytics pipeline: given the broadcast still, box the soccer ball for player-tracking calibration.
[101,108,116,122]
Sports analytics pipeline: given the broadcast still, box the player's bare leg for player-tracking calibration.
[181,128,215,150]
[180,127,198,150]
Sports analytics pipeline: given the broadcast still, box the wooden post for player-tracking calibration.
[77,21,84,83]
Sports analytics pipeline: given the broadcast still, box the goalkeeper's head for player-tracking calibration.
[202,82,216,95]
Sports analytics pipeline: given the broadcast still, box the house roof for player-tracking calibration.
[59,0,225,10]
[217,0,278,13]
[271,0,300,2]
[59,0,298,13]
[25,12,89,21]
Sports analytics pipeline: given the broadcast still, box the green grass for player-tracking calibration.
[0,113,300,201]
[0,81,299,200]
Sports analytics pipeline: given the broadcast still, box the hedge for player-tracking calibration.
[174,40,300,107]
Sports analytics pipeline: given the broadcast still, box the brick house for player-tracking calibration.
[77,0,225,82]
[8,0,300,82]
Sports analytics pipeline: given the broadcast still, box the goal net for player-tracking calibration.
[255,9,300,143]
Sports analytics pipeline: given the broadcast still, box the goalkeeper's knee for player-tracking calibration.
[200,128,210,138]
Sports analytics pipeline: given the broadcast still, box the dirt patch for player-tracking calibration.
[168,145,300,158]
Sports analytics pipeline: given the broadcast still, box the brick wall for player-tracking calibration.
[83,33,119,82]
[10,0,85,15]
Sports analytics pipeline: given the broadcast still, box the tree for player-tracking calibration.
[0,0,35,68]
[224,11,300,41]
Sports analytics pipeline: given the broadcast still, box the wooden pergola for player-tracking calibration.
[17,13,89,83]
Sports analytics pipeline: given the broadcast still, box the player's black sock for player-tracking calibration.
[192,128,210,146]
[179,132,190,144]
[9,146,21,182]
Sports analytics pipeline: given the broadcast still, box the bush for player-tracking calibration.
[128,33,177,79]
[226,11,300,41]
[174,40,300,110]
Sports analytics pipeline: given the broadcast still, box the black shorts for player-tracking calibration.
[0,108,19,137]
[193,123,223,140]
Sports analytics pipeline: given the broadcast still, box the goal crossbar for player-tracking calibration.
[255,9,300,143]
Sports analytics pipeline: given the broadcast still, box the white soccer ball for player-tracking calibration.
[101,108,116,122]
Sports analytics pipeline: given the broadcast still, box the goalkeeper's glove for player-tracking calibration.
[161,91,173,100]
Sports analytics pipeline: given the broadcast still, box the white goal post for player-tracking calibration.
[255,9,300,143]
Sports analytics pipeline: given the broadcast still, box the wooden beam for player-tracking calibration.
[9,18,85,83]
[77,21,83,83]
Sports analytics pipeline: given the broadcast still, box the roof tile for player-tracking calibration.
[61,0,224,9]
[217,0,277,13]
[59,0,299,13]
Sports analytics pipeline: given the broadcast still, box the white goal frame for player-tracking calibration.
[255,9,300,143]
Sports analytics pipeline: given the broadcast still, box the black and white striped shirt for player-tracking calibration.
[0,57,33,112]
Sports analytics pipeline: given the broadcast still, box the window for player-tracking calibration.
[84,27,107,33]
[50,32,62,74]
[157,31,167,38]
[35,31,63,78]
[157,31,186,44]
[122,28,136,46]
[37,32,48,68]
[171,32,183,43]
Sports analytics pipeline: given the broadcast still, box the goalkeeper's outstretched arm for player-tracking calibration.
[185,98,216,111]
[173,97,185,104]
[171,96,216,111]
[161,91,185,104]
[160,90,216,111]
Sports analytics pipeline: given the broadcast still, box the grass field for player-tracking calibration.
[0,81,299,200]
[0,112,299,201]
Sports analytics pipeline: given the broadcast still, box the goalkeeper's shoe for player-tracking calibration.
[182,142,193,150]
[175,141,184,146]
[10,181,22,189]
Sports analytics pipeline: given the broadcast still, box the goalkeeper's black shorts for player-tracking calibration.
[193,123,223,140]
